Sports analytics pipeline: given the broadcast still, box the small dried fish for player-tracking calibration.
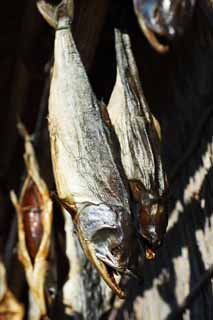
[133,0,195,53]
[10,123,52,320]
[108,28,168,254]
[37,0,140,298]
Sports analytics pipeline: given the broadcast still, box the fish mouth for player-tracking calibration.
[77,227,125,299]
[98,260,124,297]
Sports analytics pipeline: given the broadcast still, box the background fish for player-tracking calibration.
[133,0,195,37]
[133,0,196,52]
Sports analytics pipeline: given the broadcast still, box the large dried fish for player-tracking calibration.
[37,0,139,298]
[108,28,168,254]
[133,0,195,53]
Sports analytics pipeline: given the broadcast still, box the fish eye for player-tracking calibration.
[91,227,121,249]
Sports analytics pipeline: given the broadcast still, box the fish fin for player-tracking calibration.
[152,115,162,140]
[129,180,142,201]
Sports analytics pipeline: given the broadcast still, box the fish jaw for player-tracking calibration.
[75,203,136,298]
[77,232,125,299]
[138,199,168,250]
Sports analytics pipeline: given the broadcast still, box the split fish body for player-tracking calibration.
[108,28,168,250]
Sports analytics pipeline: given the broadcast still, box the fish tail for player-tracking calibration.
[37,0,74,29]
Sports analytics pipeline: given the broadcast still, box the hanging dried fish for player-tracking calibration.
[37,0,141,298]
[10,123,53,320]
[133,0,195,53]
[108,28,168,257]
[0,259,24,320]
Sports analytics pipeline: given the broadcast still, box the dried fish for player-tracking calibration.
[108,28,168,255]
[0,259,24,320]
[133,0,195,52]
[10,123,52,320]
[37,0,140,298]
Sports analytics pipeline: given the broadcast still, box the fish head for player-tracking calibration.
[133,0,195,38]
[77,203,138,298]
[130,180,168,255]
[139,193,168,254]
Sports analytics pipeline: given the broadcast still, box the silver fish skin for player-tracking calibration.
[48,9,136,294]
[108,28,168,248]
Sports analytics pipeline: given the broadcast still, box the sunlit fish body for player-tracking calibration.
[37,0,138,298]
[108,28,168,254]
